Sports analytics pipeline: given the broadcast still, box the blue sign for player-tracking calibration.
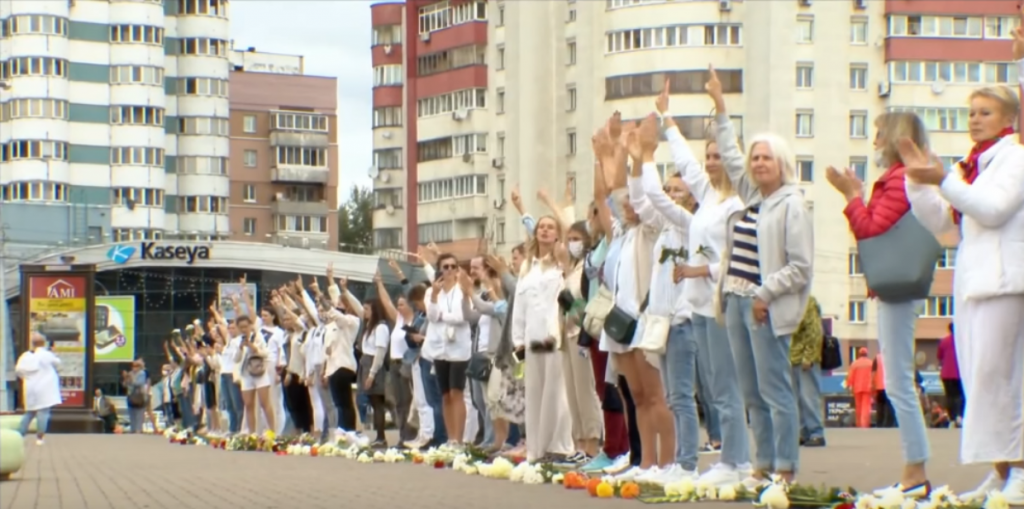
[106,245,136,264]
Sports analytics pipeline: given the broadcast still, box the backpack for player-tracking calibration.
[820,334,842,371]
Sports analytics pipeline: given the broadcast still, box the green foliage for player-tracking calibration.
[338,185,374,253]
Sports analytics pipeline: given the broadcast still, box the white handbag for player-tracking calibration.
[582,285,614,338]
[637,313,670,355]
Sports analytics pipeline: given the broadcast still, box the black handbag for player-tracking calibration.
[467,352,492,382]
[602,294,649,346]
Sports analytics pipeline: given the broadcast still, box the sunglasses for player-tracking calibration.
[440,264,457,270]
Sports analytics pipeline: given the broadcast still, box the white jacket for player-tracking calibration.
[906,135,1024,300]
[16,348,62,411]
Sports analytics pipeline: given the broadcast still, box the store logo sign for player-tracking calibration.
[139,243,210,265]
[106,245,136,264]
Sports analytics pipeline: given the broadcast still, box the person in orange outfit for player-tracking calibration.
[846,348,875,428]
[873,353,894,427]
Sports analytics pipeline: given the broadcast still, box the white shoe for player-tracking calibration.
[603,454,631,474]
[634,466,663,483]
[698,463,741,488]
[742,476,770,490]
[960,471,1007,502]
[612,466,647,483]
[35,439,44,446]
[1001,468,1024,506]
[651,465,698,486]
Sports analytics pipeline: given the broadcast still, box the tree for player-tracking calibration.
[338,185,374,254]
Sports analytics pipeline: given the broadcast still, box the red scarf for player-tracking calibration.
[953,127,1015,224]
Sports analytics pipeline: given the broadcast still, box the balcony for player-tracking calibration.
[271,199,330,216]
[269,232,330,249]
[270,131,329,148]
[271,165,329,184]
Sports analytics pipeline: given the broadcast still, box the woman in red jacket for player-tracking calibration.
[825,112,933,498]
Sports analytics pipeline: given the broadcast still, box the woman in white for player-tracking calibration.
[324,276,363,439]
[16,333,62,444]
[358,297,392,448]
[273,294,314,434]
[511,215,575,463]
[258,307,287,435]
[425,253,473,446]
[708,66,812,486]
[899,32,1024,501]
[233,313,275,435]
[375,267,420,446]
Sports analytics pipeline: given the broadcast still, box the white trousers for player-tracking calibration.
[956,294,1024,464]
[411,362,434,441]
[464,385,479,443]
[308,384,325,434]
[524,350,575,462]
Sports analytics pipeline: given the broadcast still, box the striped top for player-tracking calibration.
[725,206,762,290]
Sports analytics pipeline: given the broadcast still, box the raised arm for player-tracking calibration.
[707,66,757,205]
[640,160,692,229]
[511,187,536,237]
[656,79,713,204]
[897,139,956,236]
[457,270,482,326]
[374,272,398,325]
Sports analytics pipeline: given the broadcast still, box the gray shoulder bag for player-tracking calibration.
[856,213,941,302]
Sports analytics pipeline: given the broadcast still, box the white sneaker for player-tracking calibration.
[1001,468,1024,506]
[634,466,663,483]
[960,471,1007,502]
[742,476,770,490]
[651,465,698,486]
[612,466,647,483]
[698,463,741,488]
[603,454,632,474]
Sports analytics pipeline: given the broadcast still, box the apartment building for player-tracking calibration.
[227,53,340,250]
[369,0,1017,362]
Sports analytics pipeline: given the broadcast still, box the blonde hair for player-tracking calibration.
[970,85,1021,123]
[522,215,563,274]
[704,140,736,202]
[875,111,929,168]
[745,134,796,185]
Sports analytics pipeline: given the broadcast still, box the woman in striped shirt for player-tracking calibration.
[707,66,814,487]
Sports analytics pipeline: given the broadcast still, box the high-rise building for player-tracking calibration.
[369,0,1019,362]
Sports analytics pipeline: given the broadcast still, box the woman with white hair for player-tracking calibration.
[706,66,813,487]
[898,25,1024,503]
[16,333,62,445]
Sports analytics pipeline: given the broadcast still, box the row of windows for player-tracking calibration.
[0,182,68,202]
[0,140,67,161]
[178,0,228,17]
[373,148,402,170]
[605,24,742,54]
[178,196,228,214]
[416,88,487,118]
[113,187,165,208]
[606,69,743,100]
[373,188,403,208]
[0,57,66,79]
[111,146,165,166]
[177,155,227,175]
[418,221,453,244]
[174,77,229,97]
[606,0,668,9]
[374,228,403,249]
[0,98,68,121]
[849,248,957,276]
[111,106,165,127]
[373,64,402,87]
[109,24,164,45]
[417,175,488,204]
[373,106,402,128]
[418,45,486,77]
[887,15,1019,39]
[849,296,953,322]
[272,111,329,132]
[178,37,229,57]
[888,107,970,133]
[276,147,328,167]
[417,133,487,162]
[177,116,229,136]
[418,0,487,34]
[277,214,328,233]
[110,65,165,86]
[0,15,68,37]
[889,61,1017,85]
[372,24,401,46]
[112,229,165,242]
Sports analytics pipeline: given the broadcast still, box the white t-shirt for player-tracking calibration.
[390,315,409,360]
[423,285,473,362]
[362,323,390,356]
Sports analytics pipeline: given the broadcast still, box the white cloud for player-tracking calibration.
[230,1,373,205]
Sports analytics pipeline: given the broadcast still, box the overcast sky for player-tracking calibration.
[230,1,374,203]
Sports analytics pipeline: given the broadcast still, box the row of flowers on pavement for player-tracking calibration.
[162,428,1008,509]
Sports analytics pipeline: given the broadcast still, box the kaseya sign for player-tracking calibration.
[106,243,211,265]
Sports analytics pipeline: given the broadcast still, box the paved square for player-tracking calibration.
[0,429,988,509]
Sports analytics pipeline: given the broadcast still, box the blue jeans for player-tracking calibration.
[661,322,700,471]
[724,294,800,473]
[692,313,750,467]
[470,378,494,445]
[219,374,243,433]
[19,407,51,436]
[419,357,448,445]
[790,364,824,440]
[877,300,930,464]
[178,387,197,431]
[128,407,145,433]
[692,319,722,444]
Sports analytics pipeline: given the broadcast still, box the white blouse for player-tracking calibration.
[512,259,565,349]
[361,323,390,357]
[423,285,473,362]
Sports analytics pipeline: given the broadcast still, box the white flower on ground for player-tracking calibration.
[551,473,565,485]
[983,492,1010,509]
[900,498,919,509]
[664,478,695,498]
[301,445,312,456]
[510,462,533,483]
[856,495,879,509]
[758,484,790,509]
[357,452,373,463]
[879,490,906,509]
[373,450,386,462]
[718,485,737,501]
[383,448,404,463]
[695,480,714,499]
[452,453,470,471]
[462,464,479,475]
[523,470,545,485]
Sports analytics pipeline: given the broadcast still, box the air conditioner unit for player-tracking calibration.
[383,44,392,55]
[274,192,285,201]
[462,152,473,163]
[491,157,504,169]
[718,0,731,12]
[385,204,396,215]
[877,80,891,97]
[420,32,431,43]
[300,237,310,248]
[854,0,867,9]
[799,0,811,6]
[493,198,505,210]
[452,109,469,121]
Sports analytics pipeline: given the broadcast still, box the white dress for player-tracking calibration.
[236,332,273,391]
[16,348,62,411]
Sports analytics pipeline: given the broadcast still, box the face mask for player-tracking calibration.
[493,300,509,315]
[873,148,887,169]
[568,241,584,259]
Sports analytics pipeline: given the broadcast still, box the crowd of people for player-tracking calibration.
[11,33,1024,506]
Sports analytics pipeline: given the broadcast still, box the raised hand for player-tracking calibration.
[511,187,523,209]
[485,254,508,275]
[705,64,722,100]
[537,188,551,204]
[655,77,670,114]
[608,111,623,141]
[326,261,334,281]
[337,276,348,289]
[898,138,946,185]
[372,271,382,285]
[825,166,860,199]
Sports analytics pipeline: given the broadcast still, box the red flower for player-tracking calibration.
[834,503,855,509]
[433,461,446,469]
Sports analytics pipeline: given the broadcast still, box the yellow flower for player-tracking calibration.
[983,492,1010,509]
[719,485,738,501]
[596,482,615,498]
[263,430,276,440]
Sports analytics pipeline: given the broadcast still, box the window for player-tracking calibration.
[848,300,866,323]
[566,39,577,65]
[175,77,228,97]
[177,156,227,175]
[567,171,577,200]
[243,218,256,236]
[796,16,814,43]
[2,15,68,36]
[567,4,576,23]
[496,88,505,114]
[986,62,1019,84]
[452,133,488,155]
[284,185,323,202]
[276,215,328,233]
[986,16,1020,39]
[796,158,814,182]
[276,147,328,167]
[496,219,506,245]
[178,196,229,214]
[0,57,67,78]
[109,65,164,86]
[373,64,403,87]
[176,116,229,135]
[243,115,256,133]
[110,106,165,127]
[607,0,668,8]
[0,181,68,203]
[849,111,867,138]
[373,188,404,208]
[243,150,257,167]
[374,228,403,249]
[848,253,862,276]
[243,185,256,203]
[177,0,228,16]
[604,24,742,53]
[418,1,487,34]
[606,69,743,100]
[416,88,487,118]
[497,3,505,26]
[849,156,868,181]
[850,17,867,44]
[655,163,676,182]
[109,24,164,45]
[177,38,228,56]
[567,129,577,155]
[418,221,453,243]
[704,25,742,46]
[922,296,954,317]
[417,175,488,203]
[888,106,969,132]
[417,45,487,76]
[373,106,402,128]
[796,111,814,137]
[110,147,164,166]
[496,45,505,70]
[0,99,68,121]
[374,148,403,169]
[888,61,983,84]
[887,15,983,38]
[112,187,165,208]
[372,24,402,46]
[936,247,957,269]
[272,111,329,132]
[567,85,577,112]
[849,65,868,90]
[796,63,814,89]
[497,132,506,157]
[112,229,165,242]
